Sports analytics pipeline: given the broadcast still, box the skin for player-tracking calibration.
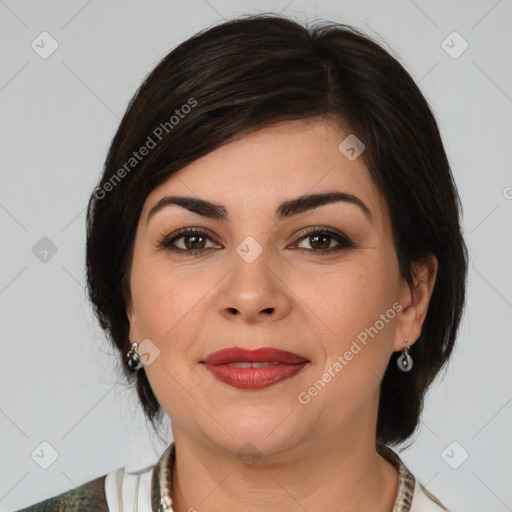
[126,117,437,512]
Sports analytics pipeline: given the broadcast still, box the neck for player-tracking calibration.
[169,428,398,512]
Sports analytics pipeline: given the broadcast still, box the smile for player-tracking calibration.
[201,347,309,390]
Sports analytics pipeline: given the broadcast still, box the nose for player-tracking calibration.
[216,251,292,325]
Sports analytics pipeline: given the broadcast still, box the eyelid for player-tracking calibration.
[289,226,354,249]
[158,225,354,254]
[157,226,220,249]
[292,225,346,239]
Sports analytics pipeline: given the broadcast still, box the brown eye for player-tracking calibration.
[158,227,221,255]
[183,234,207,250]
[308,234,332,250]
[292,228,354,255]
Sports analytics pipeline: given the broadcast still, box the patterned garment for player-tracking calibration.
[14,475,109,512]
[377,444,448,511]
[14,442,448,511]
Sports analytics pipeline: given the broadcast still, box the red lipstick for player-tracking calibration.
[201,347,309,390]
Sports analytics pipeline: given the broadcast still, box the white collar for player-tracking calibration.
[103,443,174,512]
[104,464,155,512]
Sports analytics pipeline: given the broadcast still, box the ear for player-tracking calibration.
[393,254,438,352]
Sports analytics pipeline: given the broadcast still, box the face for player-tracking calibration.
[127,118,416,457]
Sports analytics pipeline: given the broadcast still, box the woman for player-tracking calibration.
[16,13,467,512]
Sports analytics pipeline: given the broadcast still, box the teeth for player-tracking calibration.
[252,362,273,368]
[227,362,279,368]
[228,362,253,368]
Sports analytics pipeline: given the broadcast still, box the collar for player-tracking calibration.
[377,443,416,511]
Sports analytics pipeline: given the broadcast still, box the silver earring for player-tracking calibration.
[126,342,143,372]
[397,339,413,372]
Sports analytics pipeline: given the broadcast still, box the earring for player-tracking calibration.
[397,338,413,372]
[126,342,143,372]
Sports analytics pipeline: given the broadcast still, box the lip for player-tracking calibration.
[201,347,308,365]
[201,347,309,390]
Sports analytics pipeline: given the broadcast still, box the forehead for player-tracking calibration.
[141,118,386,224]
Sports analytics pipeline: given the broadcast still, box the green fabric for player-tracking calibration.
[14,474,109,512]
[14,445,166,511]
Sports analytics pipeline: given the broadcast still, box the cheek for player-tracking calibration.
[129,264,209,411]
[130,256,197,337]
[297,255,399,367]
[129,258,224,377]
[295,262,399,414]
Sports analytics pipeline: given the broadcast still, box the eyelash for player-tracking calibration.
[156,226,354,256]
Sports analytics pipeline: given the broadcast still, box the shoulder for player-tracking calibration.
[14,445,170,512]
[14,474,109,512]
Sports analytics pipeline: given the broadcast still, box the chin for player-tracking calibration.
[203,412,306,460]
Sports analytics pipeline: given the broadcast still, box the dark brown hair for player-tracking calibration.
[85,14,468,446]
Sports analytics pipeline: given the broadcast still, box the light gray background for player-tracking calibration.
[1,1,511,511]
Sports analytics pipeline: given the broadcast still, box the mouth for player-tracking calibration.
[200,347,310,390]
[201,347,309,365]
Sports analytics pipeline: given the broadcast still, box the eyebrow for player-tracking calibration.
[146,191,373,225]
